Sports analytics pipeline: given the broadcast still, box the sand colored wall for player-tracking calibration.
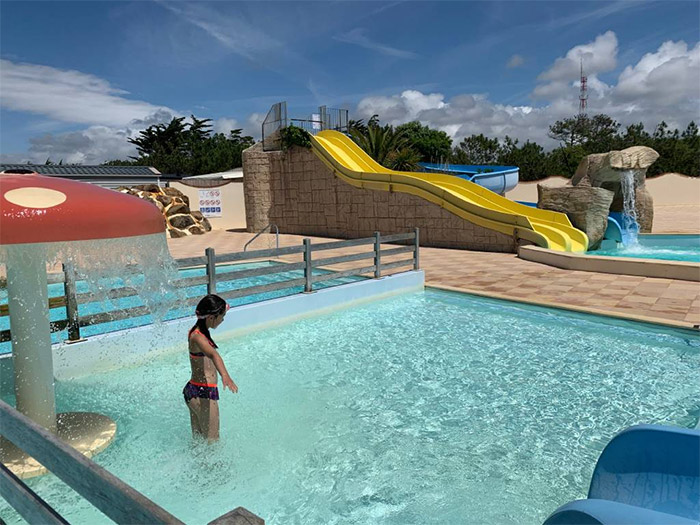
[172,181,247,230]
[506,173,700,206]
[243,143,516,252]
[645,174,700,205]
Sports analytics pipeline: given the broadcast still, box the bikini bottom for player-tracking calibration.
[183,381,219,403]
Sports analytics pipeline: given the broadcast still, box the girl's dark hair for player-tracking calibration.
[189,294,228,348]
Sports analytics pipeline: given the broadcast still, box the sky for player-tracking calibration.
[1,0,699,164]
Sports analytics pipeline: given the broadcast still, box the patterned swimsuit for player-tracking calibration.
[183,329,219,402]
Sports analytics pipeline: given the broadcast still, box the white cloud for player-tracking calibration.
[614,40,700,106]
[539,31,618,82]
[506,54,524,68]
[353,33,700,150]
[1,126,140,165]
[534,31,618,100]
[0,60,176,127]
[334,28,419,59]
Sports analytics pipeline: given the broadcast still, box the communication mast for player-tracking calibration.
[578,58,588,115]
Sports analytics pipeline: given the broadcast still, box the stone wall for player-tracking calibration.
[243,142,516,252]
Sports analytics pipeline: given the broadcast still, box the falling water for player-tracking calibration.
[619,170,639,246]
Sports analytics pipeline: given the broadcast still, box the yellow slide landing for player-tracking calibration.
[310,130,588,252]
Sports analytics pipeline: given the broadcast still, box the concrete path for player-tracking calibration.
[168,230,700,330]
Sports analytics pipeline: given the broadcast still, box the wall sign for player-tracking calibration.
[198,189,222,217]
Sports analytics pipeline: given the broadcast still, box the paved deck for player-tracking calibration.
[168,229,700,330]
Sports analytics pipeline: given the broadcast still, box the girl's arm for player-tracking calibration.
[192,333,238,393]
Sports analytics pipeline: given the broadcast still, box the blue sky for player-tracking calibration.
[1,1,699,164]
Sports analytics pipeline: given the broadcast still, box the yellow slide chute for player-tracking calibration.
[310,130,588,252]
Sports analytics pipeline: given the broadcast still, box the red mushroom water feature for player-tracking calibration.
[0,171,166,477]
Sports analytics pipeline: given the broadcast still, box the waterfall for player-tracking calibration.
[619,170,639,246]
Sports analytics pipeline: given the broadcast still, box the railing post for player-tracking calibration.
[414,227,420,270]
[205,248,216,295]
[374,231,381,278]
[303,239,312,293]
[62,262,82,343]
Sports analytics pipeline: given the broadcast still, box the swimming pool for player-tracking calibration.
[590,234,700,262]
[1,289,698,524]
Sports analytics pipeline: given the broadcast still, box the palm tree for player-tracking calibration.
[349,115,414,168]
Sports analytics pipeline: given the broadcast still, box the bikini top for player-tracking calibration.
[188,328,217,358]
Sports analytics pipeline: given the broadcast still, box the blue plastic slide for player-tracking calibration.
[604,212,639,245]
[543,424,700,525]
[418,163,519,195]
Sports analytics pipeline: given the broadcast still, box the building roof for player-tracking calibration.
[0,164,179,189]
[181,168,243,180]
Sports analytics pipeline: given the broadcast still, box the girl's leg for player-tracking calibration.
[186,398,203,438]
[199,399,220,442]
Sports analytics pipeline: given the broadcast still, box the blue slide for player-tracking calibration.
[418,163,519,195]
[604,212,639,246]
[543,425,700,525]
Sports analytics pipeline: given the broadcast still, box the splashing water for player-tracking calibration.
[620,170,639,246]
[0,233,183,338]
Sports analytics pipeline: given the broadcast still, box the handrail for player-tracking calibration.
[244,223,279,252]
[0,400,185,524]
[0,400,265,524]
[0,229,420,344]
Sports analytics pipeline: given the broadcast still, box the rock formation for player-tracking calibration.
[538,146,659,247]
[538,185,615,249]
[570,146,659,233]
[117,184,211,238]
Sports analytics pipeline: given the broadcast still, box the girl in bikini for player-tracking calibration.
[184,294,238,442]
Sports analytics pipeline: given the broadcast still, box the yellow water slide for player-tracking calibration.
[310,130,588,252]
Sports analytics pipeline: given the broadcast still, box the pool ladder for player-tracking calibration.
[244,223,279,252]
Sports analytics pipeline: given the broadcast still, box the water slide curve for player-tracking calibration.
[310,130,588,252]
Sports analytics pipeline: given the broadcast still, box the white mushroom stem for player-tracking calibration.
[6,243,57,433]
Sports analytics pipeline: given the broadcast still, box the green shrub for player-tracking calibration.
[280,125,312,150]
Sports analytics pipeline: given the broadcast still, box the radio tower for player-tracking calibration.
[578,58,588,115]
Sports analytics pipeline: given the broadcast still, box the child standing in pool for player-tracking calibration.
[184,294,238,442]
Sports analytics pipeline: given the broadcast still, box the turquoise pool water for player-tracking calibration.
[590,234,700,262]
[0,261,360,354]
[1,290,698,524]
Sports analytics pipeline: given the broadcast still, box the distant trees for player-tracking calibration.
[103,112,698,179]
[451,114,699,180]
[103,116,254,175]
[394,121,452,163]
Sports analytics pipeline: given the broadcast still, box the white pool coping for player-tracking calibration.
[0,270,423,386]
[518,245,700,282]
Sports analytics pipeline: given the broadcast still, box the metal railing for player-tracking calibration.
[262,101,287,152]
[244,223,279,252]
[0,400,264,524]
[0,230,420,345]
[262,102,349,148]
[289,118,323,135]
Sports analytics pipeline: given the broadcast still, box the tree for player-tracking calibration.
[548,113,620,151]
[394,121,452,163]
[548,114,590,147]
[385,147,422,171]
[117,116,254,175]
[349,116,416,168]
[498,137,547,181]
[455,134,501,164]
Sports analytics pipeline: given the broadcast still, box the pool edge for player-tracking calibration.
[518,245,700,282]
[427,283,699,332]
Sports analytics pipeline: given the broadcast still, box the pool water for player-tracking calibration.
[590,244,700,262]
[1,289,699,524]
[590,234,700,262]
